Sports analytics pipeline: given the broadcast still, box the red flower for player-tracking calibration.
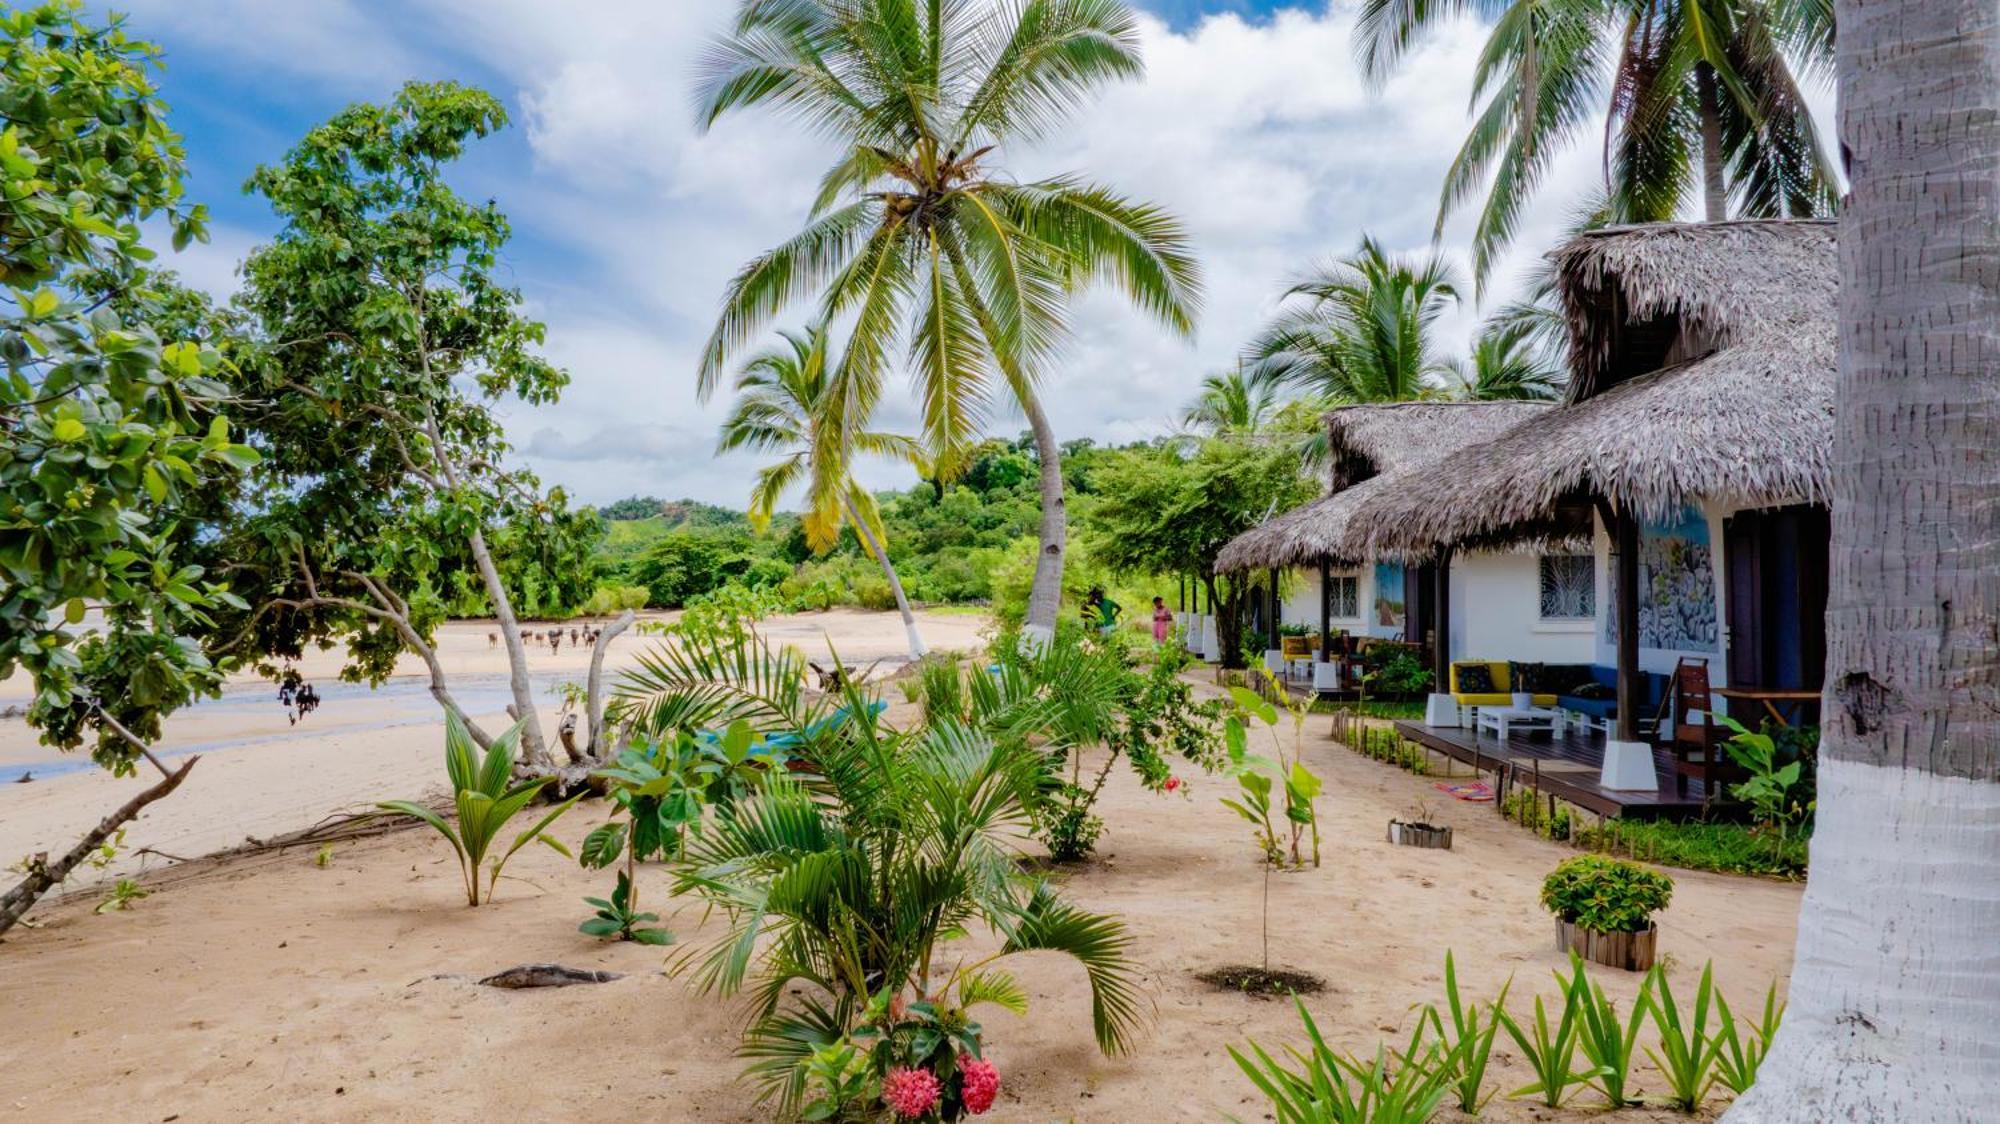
[883,1066,941,1119]
[960,1055,1001,1114]
[1164,776,1182,793]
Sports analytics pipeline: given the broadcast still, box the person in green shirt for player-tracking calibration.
[1082,587,1122,635]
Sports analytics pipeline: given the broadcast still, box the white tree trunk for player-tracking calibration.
[1723,3,2000,1119]
[842,496,927,660]
[465,525,548,767]
[1020,390,1066,652]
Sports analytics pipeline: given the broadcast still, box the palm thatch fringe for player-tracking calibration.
[1348,221,1835,560]
[1215,401,1549,571]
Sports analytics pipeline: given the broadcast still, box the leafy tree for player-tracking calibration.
[694,0,1202,647]
[1089,440,1314,668]
[1246,236,1462,404]
[630,529,759,608]
[600,495,667,521]
[1359,0,1837,282]
[219,81,593,768]
[716,322,930,656]
[0,2,260,935]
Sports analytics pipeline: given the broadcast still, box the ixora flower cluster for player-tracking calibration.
[881,1055,1000,1119]
[803,989,1005,1121]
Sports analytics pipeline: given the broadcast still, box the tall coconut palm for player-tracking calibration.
[716,324,931,659]
[694,0,1203,648]
[1447,319,1566,400]
[1245,236,1463,403]
[1720,1,2000,1119]
[1181,367,1282,436]
[1360,0,1839,283]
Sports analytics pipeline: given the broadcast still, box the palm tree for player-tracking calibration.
[716,324,931,659]
[1718,2,2000,1119]
[1245,236,1463,403]
[693,0,1202,649]
[1181,367,1282,436]
[1447,319,1566,400]
[1359,0,1839,282]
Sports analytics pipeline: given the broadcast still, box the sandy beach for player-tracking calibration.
[0,628,1804,1122]
[0,609,992,880]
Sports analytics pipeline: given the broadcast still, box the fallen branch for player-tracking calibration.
[0,756,200,937]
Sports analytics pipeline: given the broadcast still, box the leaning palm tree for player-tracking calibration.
[694,0,1202,649]
[1181,366,1282,436]
[1447,319,1566,400]
[716,323,931,659]
[1359,0,1838,283]
[1245,236,1463,404]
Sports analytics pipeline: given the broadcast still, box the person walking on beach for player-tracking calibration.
[1151,596,1172,644]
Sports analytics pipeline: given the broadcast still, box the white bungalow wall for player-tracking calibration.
[1274,553,1593,663]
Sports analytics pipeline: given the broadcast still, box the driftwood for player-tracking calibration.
[0,756,199,936]
[477,964,623,989]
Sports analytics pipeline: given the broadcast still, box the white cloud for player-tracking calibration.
[124,1,1834,511]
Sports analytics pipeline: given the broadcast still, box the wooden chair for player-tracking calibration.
[1661,657,1734,799]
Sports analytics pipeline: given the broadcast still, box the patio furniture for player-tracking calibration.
[1714,685,1821,728]
[1553,664,1668,736]
[1662,657,1734,798]
[1280,635,1314,678]
[1475,704,1566,742]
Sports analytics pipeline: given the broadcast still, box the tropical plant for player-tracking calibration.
[1219,682,1323,977]
[1447,320,1565,401]
[1717,714,1812,847]
[717,322,931,658]
[1418,952,1512,1115]
[1735,6,1996,1115]
[579,871,672,946]
[663,662,1143,1113]
[1494,976,1598,1107]
[1230,678,1322,868]
[1642,961,1723,1112]
[1567,953,1649,1108]
[93,878,149,914]
[694,0,1203,645]
[1182,367,1283,436]
[1712,978,1785,1095]
[1358,0,1838,282]
[1230,1000,1456,1124]
[1245,236,1462,404]
[1540,854,1674,933]
[376,713,580,907]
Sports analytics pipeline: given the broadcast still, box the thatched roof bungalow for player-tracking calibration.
[1349,220,1837,773]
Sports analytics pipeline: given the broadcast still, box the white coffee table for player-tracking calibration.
[1475,705,1566,741]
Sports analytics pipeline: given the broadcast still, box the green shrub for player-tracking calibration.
[580,583,649,615]
[1231,1000,1455,1124]
[1574,817,1808,877]
[1501,789,1573,841]
[853,572,897,611]
[1540,855,1673,934]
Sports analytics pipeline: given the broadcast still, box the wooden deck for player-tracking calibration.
[1390,720,1712,821]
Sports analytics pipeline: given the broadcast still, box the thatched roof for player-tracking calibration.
[1215,401,1550,571]
[1350,220,1836,559]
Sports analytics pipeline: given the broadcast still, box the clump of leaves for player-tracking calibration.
[579,870,671,945]
[1643,961,1723,1112]
[1718,715,1813,857]
[1568,952,1648,1108]
[313,844,335,869]
[1541,854,1673,934]
[1493,972,1598,1107]
[1714,979,1786,1094]
[1417,952,1511,1115]
[1231,1000,1454,1124]
[94,878,148,914]
[376,713,579,906]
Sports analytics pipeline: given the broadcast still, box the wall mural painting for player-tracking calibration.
[1373,562,1405,631]
[1603,507,1719,652]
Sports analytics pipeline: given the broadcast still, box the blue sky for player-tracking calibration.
[115,1,1811,508]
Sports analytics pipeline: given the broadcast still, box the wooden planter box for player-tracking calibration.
[1555,919,1658,972]
[1387,820,1453,849]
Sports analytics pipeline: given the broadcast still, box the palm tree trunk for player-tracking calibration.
[842,496,927,660]
[1721,2,2000,1119]
[1020,389,1067,650]
[1696,62,1728,223]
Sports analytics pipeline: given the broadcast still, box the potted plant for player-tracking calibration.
[1511,690,1533,710]
[1540,855,1673,971]
[1387,801,1453,849]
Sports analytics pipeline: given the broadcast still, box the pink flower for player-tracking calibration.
[1164,776,1182,793]
[960,1055,1001,1115]
[882,1066,942,1119]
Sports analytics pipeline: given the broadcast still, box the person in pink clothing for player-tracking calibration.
[1151,596,1172,644]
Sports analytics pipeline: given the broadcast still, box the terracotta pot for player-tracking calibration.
[1555,918,1658,972]
[1386,820,1453,849]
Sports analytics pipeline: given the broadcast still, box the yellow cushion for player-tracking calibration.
[1451,691,1561,707]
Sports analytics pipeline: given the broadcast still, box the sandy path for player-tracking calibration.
[0,670,1802,1122]
[0,610,990,879]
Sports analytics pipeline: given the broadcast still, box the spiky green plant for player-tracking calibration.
[377,713,579,907]
[1230,1000,1455,1124]
[1419,952,1512,1114]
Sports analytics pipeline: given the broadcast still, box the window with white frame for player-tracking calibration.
[1538,555,1595,620]
[1325,573,1360,619]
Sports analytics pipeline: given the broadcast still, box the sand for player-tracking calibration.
[0,631,1805,1122]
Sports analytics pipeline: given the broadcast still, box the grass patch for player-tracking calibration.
[1574,818,1807,879]
[1313,698,1426,720]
